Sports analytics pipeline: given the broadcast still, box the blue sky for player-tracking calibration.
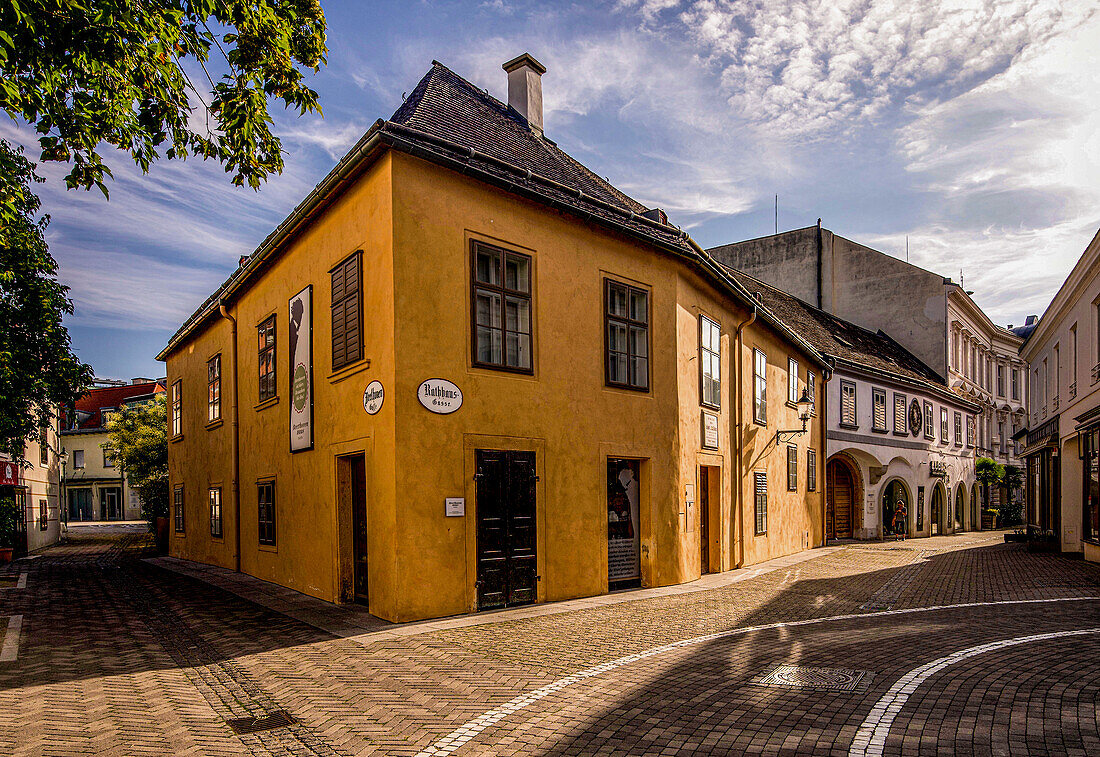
[4,0,1099,380]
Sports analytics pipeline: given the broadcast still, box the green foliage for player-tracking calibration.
[975,457,1005,487]
[1002,464,1023,492]
[0,0,327,194]
[0,491,19,547]
[107,395,168,524]
[0,140,93,458]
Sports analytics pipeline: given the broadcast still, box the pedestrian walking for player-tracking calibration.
[893,499,907,540]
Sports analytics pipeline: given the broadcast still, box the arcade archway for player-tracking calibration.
[881,478,911,538]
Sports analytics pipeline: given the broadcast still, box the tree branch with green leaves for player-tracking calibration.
[0,0,328,195]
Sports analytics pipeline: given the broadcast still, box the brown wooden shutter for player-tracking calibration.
[331,252,362,370]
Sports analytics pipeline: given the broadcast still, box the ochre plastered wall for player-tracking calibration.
[166,148,823,622]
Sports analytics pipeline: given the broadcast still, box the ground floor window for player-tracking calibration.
[68,488,93,522]
[174,486,185,533]
[1084,429,1100,541]
[39,498,48,531]
[209,488,222,538]
[754,472,767,535]
[258,482,276,546]
[607,458,641,589]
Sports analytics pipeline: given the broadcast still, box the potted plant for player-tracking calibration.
[981,508,999,530]
[0,494,19,563]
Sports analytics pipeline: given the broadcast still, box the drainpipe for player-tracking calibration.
[734,304,758,569]
[219,302,241,572]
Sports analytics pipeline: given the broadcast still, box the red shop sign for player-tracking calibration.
[0,461,20,486]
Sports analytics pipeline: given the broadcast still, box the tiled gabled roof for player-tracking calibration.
[158,61,826,370]
[392,62,647,214]
[723,266,977,408]
[66,381,167,430]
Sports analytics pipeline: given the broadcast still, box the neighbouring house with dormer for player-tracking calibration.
[1019,225,1100,562]
[708,223,1027,515]
[726,268,982,540]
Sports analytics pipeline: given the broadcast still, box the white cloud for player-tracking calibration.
[863,12,1100,324]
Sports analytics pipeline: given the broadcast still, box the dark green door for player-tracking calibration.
[475,450,537,611]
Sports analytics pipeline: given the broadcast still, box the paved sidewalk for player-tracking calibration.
[148,544,846,642]
[4,526,1098,756]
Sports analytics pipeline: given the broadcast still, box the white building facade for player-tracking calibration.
[1020,226,1100,561]
[0,414,63,553]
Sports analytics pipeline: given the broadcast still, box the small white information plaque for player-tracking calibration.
[445,497,465,517]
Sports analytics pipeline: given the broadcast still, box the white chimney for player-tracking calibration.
[503,53,546,134]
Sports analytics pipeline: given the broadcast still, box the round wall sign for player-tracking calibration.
[908,399,923,436]
[363,381,384,415]
[418,378,463,414]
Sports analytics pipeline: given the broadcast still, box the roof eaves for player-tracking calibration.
[156,120,391,361]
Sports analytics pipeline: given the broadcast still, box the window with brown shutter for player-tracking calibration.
[330,252,363,370]
[754,472,767,535]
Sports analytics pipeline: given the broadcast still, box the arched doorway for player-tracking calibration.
[826,459,855,539]
[882,479,910,538]
[953,484,966,533]
[931,484,945,535]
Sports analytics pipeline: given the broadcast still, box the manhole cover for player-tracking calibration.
[754,665,874,691]
[226,710,297,735]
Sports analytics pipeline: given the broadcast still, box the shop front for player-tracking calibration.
[1022,416,1060,539]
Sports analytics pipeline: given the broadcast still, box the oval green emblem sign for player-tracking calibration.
[293,363,308,411]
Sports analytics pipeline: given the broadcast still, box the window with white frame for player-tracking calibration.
[941,407,949,442]
[872,388,887,431]
[700,315,721,409]
[788,357,799,403]
[753,349,767,425]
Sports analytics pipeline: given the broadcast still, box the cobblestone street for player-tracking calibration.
[2,527,1098,756]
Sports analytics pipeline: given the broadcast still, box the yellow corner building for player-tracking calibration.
[158,55,829,622]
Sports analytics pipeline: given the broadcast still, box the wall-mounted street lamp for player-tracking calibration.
[777,389,814,446]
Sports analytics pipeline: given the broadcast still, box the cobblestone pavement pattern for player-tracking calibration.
[2,527,1098,755]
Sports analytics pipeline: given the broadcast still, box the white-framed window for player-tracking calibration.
[787,445,798,491]
[894,393,907,435]
[73,449,84,469]
[807,372,816,414]
[753,349,767,425]
[923,401,934,439]
[209,487,222,538]
[807,449,817,491]
[788,357,799,403]
[940,407,949,443]
[700,315,721,409]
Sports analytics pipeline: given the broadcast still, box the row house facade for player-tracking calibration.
[946,286,1026,487]
[728,269,981,540]
[708,224,1027,514]
[0,416,63,553]
[1019,226,1100,561]
[61,379,166,522]
[157,56,830,623]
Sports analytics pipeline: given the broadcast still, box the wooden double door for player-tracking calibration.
[826,459,854,539]
[475,450,537,611]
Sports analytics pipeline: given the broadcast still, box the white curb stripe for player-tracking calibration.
[0,614,23,662]
[414,596,1100,756]
[849,627,1100,756]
